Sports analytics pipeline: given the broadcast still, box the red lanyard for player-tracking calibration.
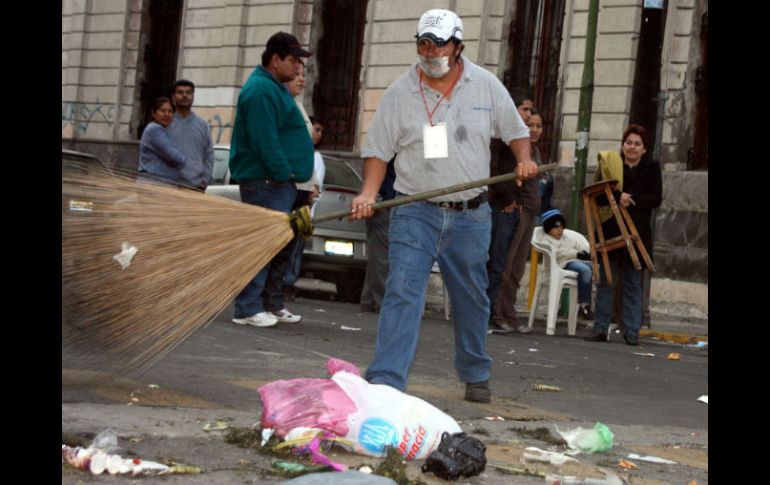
[419,62,463,126]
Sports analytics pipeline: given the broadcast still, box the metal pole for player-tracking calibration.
[313,163,558,224]
[569,0,600,229]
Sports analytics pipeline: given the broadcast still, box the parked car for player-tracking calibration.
[62,148,111,212]
[206,145,367,302]
[62,148,109,171]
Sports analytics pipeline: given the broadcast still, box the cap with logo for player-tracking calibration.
[416,9,463,45]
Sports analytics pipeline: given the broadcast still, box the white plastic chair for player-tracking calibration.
[527,227,587,336]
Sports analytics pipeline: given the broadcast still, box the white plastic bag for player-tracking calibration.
[331,372,461,460]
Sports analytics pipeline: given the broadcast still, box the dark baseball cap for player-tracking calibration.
[266,32,312,58]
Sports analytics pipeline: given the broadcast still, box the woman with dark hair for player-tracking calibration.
[138,97,187,186]
[585,124,662,346]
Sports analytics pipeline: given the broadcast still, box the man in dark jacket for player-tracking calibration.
[229,32,314,328]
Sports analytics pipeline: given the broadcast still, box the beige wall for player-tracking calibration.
[62,0,139,140]
[62,0,704,168]
[556,0,704,168]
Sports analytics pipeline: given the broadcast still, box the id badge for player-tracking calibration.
[423,122,449,159]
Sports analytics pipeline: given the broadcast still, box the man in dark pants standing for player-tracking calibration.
[229,32,314,328]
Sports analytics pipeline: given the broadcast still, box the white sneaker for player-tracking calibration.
[272,308,302,323]
[232,312,278,327]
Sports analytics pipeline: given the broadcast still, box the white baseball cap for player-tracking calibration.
[416,9,463,44]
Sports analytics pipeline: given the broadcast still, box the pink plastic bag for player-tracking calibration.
[326,357,361,377]
[258,377,357,438]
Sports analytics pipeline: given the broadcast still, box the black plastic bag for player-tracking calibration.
[421,432,486,480]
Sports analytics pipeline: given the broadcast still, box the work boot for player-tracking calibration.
[464,381,491,403]
[622,333,640,346]
[584,333,608,342]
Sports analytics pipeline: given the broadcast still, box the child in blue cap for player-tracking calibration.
[541,209,594,320]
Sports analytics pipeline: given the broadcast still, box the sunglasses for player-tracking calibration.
[415,34,453,49]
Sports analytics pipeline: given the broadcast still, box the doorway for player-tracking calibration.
[311,0,368,151]
[135,0,183,139]
[504,0,566,163]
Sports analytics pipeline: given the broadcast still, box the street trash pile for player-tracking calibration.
[555,422,614,453]
[257,357,487,479]
[61,428,203,476]
[421,431,487,480]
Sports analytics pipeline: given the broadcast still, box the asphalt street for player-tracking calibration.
[62,297,708,484]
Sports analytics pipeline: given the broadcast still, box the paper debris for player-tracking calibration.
[484,416,505,421]
[667,353,681,360]
[522,447,578,465]
[633,352,655,357]
[340,326,361,331]
[112,242,138,270]
[627,453,677,464]
[697,395,708,404]
[618,458,639,470]
[533,384,561,392]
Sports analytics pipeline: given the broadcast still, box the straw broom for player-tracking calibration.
[62,161,556,373]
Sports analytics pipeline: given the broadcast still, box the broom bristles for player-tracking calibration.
[62,163,294,373]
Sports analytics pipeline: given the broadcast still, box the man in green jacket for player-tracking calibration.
[229,32,314,328]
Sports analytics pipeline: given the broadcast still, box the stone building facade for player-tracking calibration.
[62,0,707,320]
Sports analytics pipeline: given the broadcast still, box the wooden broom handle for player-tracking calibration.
[312,163,559,223]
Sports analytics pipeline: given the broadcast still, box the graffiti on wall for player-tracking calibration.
[62,101,116,134]
[207,114,233,144]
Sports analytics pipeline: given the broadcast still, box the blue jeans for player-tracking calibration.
[592,255,642,339]
[364,200,493,391]
[564,261,593,305]
[486,203,520,313]
[234,179,297,318]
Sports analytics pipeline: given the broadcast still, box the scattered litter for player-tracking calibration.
[507,350,516,354]
[148,384,160,389]
[528,348,539,352]
[627,453,677,464]
[202,420,229,432]
[544,471,624,484]
[359,466,373,474]
[238,459,251,465]
[421,432,486,480]
[688,341,707,348]
[112,242,138,270]
[667,353,681,361]
[697,395,708,404]
[556,422,614,453]
[258,358,461,460]
[505,361,515,365]
[618,458,639,470]
[261,428,275,447]
[533,384,561,392]
[130,397,139,402]
[314,309,326,312]
[271,460,331,477]
[128,437,143,443]
[484,416,505,421]
[62,444,202,476]
[522,447,577,465]
[633,352,655,357]
[339,326,361,331]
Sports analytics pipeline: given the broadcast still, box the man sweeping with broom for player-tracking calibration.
[228,32,314,328]
[350,9,538,403]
